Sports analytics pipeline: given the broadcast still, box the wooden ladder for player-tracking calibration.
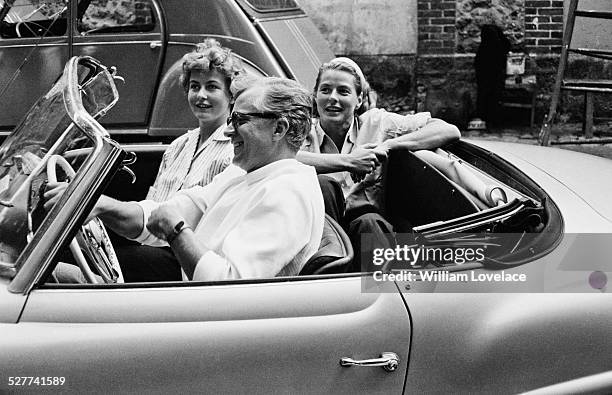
[538,0,612,146]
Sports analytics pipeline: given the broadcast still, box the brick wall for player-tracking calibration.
[525,0,563,54]
[134,0,154,25]
[418,0,456,55]
[411,0,567,126]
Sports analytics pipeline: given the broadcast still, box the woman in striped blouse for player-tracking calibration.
[147,38,245,202]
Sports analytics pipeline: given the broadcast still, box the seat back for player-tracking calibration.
[299,214,354,275]
[384,150,480,231]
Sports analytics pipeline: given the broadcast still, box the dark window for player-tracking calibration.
[1,0,68,38]
[78,0,155,35]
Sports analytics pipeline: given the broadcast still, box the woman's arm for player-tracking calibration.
[296,146,385,175]
[381,118,461,152]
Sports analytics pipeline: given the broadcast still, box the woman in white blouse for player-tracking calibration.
[297,57,461,270]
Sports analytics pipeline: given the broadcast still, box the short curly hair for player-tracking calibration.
[179,39,245,94]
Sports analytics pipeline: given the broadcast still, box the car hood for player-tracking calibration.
[468,140,612,224]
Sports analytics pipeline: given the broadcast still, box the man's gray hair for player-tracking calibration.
[251,77,313,151]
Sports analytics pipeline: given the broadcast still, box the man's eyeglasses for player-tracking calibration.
[226,111,278,129]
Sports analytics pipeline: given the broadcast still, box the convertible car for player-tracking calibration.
[2,54,612,394]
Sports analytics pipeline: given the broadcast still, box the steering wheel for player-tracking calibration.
[47,155,123,284]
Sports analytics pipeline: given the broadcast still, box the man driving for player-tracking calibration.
[47,77,325,281]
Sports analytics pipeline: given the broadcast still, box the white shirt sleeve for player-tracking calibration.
[131,199,163,246]
[357,108,432,144]
[191,182,316,281]
[132,191,207,246]
[133,165,243,246]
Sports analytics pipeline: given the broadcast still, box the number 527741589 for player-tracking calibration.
[8,376,65,386]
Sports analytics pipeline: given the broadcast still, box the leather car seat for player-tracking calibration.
[299,214,354,275]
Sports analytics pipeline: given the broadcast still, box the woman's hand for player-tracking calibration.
[347,143,389,183]
[147,204,185,242]
[348,144,383,176]
[375,140,393,156]
[43,181,69,211]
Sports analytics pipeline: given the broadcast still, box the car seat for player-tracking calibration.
[299,214,354,275]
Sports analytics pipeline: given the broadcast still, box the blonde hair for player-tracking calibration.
[179,39,245,93]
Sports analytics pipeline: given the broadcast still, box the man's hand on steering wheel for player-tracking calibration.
[43,181,69,211]
[44,154,123,284]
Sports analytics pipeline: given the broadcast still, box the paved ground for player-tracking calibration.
[461,123,612,160]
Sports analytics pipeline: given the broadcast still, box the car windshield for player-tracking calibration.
[0,57,117,272]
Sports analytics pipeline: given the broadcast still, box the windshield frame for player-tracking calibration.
[4,56,124,294]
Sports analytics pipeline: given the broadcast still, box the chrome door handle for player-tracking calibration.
[150,41,162,49]
[339,352,400,372]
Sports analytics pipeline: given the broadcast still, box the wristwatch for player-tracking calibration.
[166,220,191,244]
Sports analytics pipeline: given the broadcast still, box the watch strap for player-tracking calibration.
[166,220,190,244]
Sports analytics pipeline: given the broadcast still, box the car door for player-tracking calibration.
[72,0,164,128]
[11,277,410,394]
[0,0,68,131]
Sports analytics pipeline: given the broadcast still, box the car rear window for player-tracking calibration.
[0,0,68,38]
[243,0,300,13]
[0,0,156,39]
[79,0,155,34]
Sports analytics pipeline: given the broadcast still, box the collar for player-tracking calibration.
[315,116,358,153]
[244,159,301,185]
[341,117,359,154]
[314,120,326,146]
[211,124,230,142]
[314,121,339,154]
[346,117,358,144]
[190,124,230,156]
[189,124,230,145]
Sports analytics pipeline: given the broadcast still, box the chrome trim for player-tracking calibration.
[168,34,254,45]
[252,14,307,23]
[72,40,159,46]
[434,205,525,235]
[107,128,148,135]
[340,352,400,372]
[166,41,197,47]
[0,37,162,49]
[234,55,268,76]
[0,41,66,49]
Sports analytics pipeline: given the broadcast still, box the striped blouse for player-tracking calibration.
[146,125,233,202]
